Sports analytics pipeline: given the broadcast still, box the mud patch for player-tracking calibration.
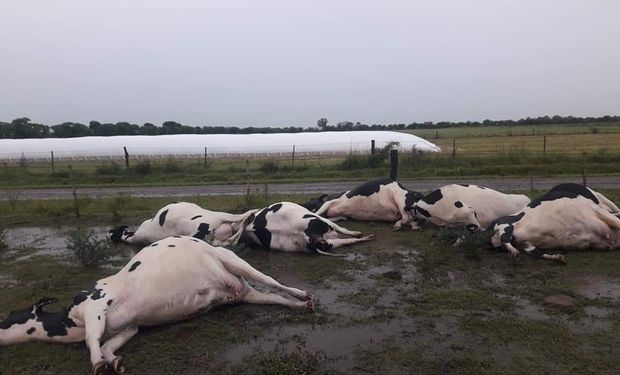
[570,274,620,300]
[4,226,110,258]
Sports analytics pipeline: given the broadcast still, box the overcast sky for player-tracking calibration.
[1,1,619,127]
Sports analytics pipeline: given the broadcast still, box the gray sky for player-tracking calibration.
[1,0,619,127]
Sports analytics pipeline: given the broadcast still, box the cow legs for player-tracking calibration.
[242,285,313,310]
[327,235,375,248]
[101,327,139,374]
[504,242,566,263]
[84,303,110,375]
[326,220,363,237]
[211,247,310,300]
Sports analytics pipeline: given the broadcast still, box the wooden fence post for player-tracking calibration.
[543,136,547,156]
[68,165,80,219]
[204,147,208,167]
[452,139,456,159]
[390,149,399,181]
[292,145,296,167]
[123,146,130,168]
[51,151,55,174]
[582,152,587,186]
[371,140,376,155]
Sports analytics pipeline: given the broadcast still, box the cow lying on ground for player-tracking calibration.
[0,236,313,374]
[244,202,375,255]
[302,177,424,230]
[412,184,531,229]
[109,202,258,246]
[546,183,620,215]
[490,185,620,263]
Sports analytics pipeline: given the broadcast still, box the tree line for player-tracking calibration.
[1,115,619,139]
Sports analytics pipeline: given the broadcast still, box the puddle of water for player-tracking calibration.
[570,275,620,300]
[508,296,549,321]
[4,226,110,259]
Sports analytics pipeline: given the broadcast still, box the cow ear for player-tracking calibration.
[34,297,58,311]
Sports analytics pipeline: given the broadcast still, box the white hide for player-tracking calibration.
[0,237,312,374]
[244,202,374,254]
[111,202,257,246]
[491,196,620,262]
[414,184,530,229]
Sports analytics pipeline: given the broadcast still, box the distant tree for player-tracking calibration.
[140,122,160,135]
[317,118,328,129]
[51,122,91,137]
[11,118,49,138]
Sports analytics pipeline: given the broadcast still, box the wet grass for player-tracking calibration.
[1,196,620,373]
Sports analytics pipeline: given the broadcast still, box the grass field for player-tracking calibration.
[2,123,620,189]
[1,191,620,374]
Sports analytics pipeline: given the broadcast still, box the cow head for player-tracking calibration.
[301,194,329,212]
[109,225,129,243]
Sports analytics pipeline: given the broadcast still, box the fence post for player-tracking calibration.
[582,152,587,186]
[390,149,399,181]
[371,140,376,154]
[68,165,80,219]
[51,151,55,174]
[204,147,208,167]
[435,129,439,139]
[292,145,296,167]
[543,136,547,156]
[452,139,456,159]
[245,160,250,196]
[123,146,130,168]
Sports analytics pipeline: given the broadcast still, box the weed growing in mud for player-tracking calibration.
[0,227,7,252]
[228,341,330,375]
[66,228,109,268]
[435,227,493,260]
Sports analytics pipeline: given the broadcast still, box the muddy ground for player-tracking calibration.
[1,221,619,375]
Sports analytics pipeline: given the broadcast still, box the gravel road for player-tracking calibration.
[1,176,618,200]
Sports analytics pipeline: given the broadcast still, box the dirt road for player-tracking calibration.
[1,176,619,200]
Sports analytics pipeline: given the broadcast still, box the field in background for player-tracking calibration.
[1,123,620,189]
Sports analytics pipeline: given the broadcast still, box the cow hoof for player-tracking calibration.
[303,293,314,302]
[93,361,109,375]
[557,255,567,264]
[111,357,125,374]
[351,231,363,238]
[363,234,376,241]
[305,298,315,312]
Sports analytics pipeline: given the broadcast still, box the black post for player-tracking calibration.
[435,129,439,139]
[204,147,208,167]
[246,160,250,196]
[452,139,456,159]
[292,145,296,167]
[68,165,80,219]
[582,152,587,186]
[390,149,399,181]
[543,136,547,156]
[123,146,130,168]
[51,151,55,174]
[371,140,376,155]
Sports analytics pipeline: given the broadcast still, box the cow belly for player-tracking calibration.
[330,199,399,221]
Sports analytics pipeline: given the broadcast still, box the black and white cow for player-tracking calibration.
[412,184,531,230]
[0,236,313,374]
[490,184,620,263]
[109,202,258,246]
[302,177,424,230]
[546,183,620,215]
[244,202,375,255]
